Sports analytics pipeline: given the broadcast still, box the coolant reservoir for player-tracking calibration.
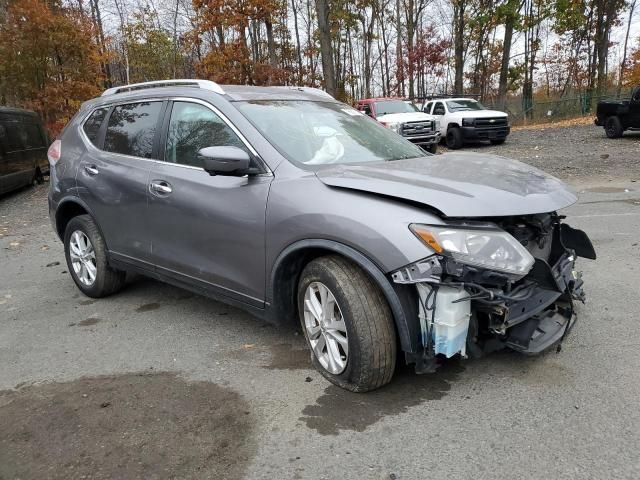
[417,285,471,358]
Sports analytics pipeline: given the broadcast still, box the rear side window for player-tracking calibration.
[104,102,162,158]
[164,101,247,167]
[20,124,45,149]
[4,125,23,151]
[83,108,108,146]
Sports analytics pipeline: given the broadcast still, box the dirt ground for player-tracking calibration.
[1,123,639,479]
[0,373,255,480]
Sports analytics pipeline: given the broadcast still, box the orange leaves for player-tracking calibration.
[0,0,104,135]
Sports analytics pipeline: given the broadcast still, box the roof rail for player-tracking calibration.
[102,79,225,97]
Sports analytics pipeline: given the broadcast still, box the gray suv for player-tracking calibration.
[48,80,595,392]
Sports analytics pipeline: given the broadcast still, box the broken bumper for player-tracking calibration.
[392,219,596,367]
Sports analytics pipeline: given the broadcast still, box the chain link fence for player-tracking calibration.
[485,89,634,126]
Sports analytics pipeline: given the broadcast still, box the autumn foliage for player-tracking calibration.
[0,0,106,134]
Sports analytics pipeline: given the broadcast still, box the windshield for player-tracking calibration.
[446,100,486,112]
[374,100,418,116]
[235,100,426,167]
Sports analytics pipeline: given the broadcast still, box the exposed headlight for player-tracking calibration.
[410,224,535,276]
[462,118,475,126]
[435,119,441,130]
[381,121,402,133]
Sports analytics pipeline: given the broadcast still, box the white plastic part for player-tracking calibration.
[417,284,471,358]
[101,79,225,96]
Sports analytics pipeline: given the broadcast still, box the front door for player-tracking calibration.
[146,100,272,307]
[432,101,446,135]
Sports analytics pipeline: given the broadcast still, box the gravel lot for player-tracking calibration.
[454,123,640,184]
[1,124,639,479]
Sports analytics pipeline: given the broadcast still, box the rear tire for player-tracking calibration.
[64,215,126,298]
[33,168,44,185]
[605,116,623,138]
[446,127,463,149]
[297,255,397,392]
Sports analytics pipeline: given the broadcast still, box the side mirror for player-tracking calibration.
[197,146,251,176]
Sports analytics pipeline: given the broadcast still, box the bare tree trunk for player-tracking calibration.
[497,11,515,109]
[453,0,465,94]
[291,0,304,84]
[265,17,278,83]
[113,0,129,84]
[396,0,404,96]
[618,0,635,96]
[172,0,179,78]
[314,0,336,96]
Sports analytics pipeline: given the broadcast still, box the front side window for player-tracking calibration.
[235,100,426,167]
[104,102,162,158]
[165,101,247,167]
[424,102,433,113]
[433,102,446,115]
[83,108,108,146]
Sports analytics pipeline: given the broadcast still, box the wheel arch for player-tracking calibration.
[54,197,107,248]
[267,239,418,354]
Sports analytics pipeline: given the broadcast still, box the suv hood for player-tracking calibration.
[315,152,576,217]
[377,112,435,123]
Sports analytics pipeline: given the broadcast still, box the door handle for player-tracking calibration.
[150,180,173,195]
[84,165,99,175]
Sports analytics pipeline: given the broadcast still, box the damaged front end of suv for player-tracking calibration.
[392,213,596,372]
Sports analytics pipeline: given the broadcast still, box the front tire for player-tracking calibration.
[427,143,438,154]
[297,255,397,392]
[490,139,506,145]
[64,215,126,298]
[605,116,623,138]
[446,127,464,149]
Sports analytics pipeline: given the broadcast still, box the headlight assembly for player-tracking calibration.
[462,118,475,126]
[410,224,535,276]
[381,121,402,133]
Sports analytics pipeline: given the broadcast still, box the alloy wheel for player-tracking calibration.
[69,230,97,286]
[303,282,349,374]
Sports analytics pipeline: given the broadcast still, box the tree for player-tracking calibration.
[452,0,468,94]
[0,0,105,133]
[314,0,337,96]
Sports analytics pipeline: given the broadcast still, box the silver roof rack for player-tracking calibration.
[102,79,225,97]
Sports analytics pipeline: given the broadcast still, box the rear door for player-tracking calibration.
[77,101,164,265]
[145,99,272,306]
[432,101,446,135]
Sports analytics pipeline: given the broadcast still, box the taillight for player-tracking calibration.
[47,139,61,165]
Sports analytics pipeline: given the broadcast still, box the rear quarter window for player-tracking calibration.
[103,102,162,159]
[82,108,108,146]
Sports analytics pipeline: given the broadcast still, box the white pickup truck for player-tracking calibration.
[422,98,510,149]
[356,98,441,153]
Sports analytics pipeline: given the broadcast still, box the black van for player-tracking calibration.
[0,107,49,195]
